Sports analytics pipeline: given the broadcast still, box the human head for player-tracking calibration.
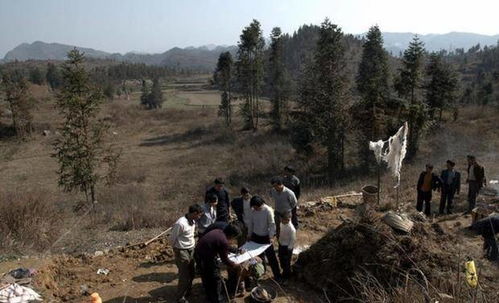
[271,176,284,192]
[214,177,225,191]
[281,212,291,224]
[188,204,204,220]
[425,164,433,173]
[206,193,218,206]
[223,223,241,240]
[283,165,295,176]
[446,160,456,170]
[250,195,265,211]
[467,155,476,166]
[240,187,250,199]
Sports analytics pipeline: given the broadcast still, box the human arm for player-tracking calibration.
[288,227,296,250]
[220,240,238,268]
[169,222,181,247]
[268,208,276,239]
[288,190,298,210]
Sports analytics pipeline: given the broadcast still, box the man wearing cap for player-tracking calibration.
[466,155,486,213]
[282,166,300,229]
[205,178,231,222]
[416,164,441,216]
[439,160,461,215]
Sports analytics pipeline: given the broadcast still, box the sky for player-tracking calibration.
[0,0,498,57]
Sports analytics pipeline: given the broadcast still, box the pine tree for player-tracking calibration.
[355,25,390,168]
[296,19,349,182]
[52,49,119,204]
[395,36,426,158]
[236,19,265,130]
[29,67,45,85]
[268,27,291,131]
[46,63,62,90]
[148,77,164,109]
[140,79,150,108]
[214,52,233,126]
[1,71,33,139]
[425,53,459,120]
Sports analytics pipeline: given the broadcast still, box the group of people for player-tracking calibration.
[416,155,498,261]
[415,155,486,216]
[169,166,301,303]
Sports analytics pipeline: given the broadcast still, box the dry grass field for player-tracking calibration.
[0,79,498,301]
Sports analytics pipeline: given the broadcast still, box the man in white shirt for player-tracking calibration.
[278,212,296,280]
[169,204,203,303]
[197,194,218,236]
[247,195,281,280]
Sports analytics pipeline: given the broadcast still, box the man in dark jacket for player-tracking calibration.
[466,155,486,213]
[230,187,252,246]
[416,164,441,216]
[195,224,241,303]
[205,178,230,222]
[439,160,461,215]
[471,215,499,261]
[282,166,301,229]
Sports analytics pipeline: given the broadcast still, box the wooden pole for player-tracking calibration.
[377,163,381,206]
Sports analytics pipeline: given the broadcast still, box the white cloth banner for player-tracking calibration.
[228,241,271,264]
[369,122,408,188]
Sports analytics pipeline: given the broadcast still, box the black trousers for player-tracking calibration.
[439,186,456,214]
[468,181,480,212]
[250,233,281,279]
[278,245,292,278]
[198,258,225,303]
[416,190,432,215]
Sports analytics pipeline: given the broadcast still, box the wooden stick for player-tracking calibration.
[144,227,172,246]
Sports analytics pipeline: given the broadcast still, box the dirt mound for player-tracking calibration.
[294,215,458,299]
[34,239,174,301]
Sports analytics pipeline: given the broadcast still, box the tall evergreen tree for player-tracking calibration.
[268,27,291,131]
[46,63,62,90]
[214,51,234,126]
[148,77,164,109]
[395,36,426,158]
[296,19,349,182]
[425,53,459,120]
[140,79,150,107]
[1,71,33,138]
[52,49,119,204]
[355,25,390,168]
[29,67,45,85]
[236,19,265,130]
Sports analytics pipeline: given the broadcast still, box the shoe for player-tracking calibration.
[177,298,189,303]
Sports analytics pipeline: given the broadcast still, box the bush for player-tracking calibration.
[0,190,63,252]
[96,184,172,231]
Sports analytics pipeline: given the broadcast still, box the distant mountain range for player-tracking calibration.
[2,32,498,70]
[3,41,236,71]
[379,32,499,55]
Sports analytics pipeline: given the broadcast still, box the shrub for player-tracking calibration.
[96,184,172,231]
[0,190,63,252]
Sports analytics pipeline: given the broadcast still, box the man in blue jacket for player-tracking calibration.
[439,160,461,215]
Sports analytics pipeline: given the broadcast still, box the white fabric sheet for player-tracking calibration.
[369,122,408,188]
